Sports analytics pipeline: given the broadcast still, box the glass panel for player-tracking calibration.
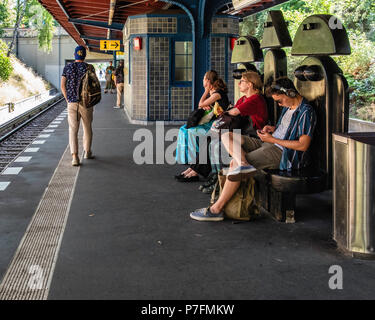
[175,55,186,68]
[175,69,184,81]
[186,42,193,54]
[175,42,185,54]
[188,56,193,68]
[186,69,192,82]
[174,41,192,82]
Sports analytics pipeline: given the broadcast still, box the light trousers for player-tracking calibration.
[116,83,124,107]
[67,102,94,155]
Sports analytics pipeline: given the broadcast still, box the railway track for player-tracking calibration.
[0,98,66,173]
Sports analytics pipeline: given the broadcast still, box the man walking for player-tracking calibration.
[61,46,95,166]
[114,59,124,109]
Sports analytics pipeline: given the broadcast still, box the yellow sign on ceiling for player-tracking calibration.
[116,51,124,56]
[100,40,121,51]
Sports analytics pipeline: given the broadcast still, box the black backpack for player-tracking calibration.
[79,64,101,108]
[186,108,205,129]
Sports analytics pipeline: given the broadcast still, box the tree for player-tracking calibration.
[0,1,11,37]
[25,0,55,52]
[7,0,27,56]
[5,0,56,54]
[239,0,375,121]
[0,39,13,81]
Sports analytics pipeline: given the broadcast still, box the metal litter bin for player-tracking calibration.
[333,132,375,258]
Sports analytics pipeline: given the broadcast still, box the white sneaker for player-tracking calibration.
[84,151,94,159]
[113,106,121,109]
[72,157,80,166]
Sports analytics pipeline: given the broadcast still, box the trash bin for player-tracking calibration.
[333,132,375,259]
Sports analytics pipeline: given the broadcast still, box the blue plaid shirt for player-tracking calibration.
[275,98,316,170]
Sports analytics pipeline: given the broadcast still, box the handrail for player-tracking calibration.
[0,97,64,143]
[0,89,58,111]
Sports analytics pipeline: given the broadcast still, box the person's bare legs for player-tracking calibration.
[210,159,241,214]
[221,132,250,168]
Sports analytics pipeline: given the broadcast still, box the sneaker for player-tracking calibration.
[190,207,224,222]
[113,106,121,109]
[84,151,94,159]
[72,157,80,166]
[227,165,257,181]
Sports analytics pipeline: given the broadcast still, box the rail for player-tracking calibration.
[0,97,65,143]
[0,89,58,124]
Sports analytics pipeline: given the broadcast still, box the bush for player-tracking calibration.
[0,39,13,81]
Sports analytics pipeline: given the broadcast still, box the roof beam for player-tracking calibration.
[55,0,86,46]
[81,35,123,43]
[240,0,290,17]
[68,18,124,30]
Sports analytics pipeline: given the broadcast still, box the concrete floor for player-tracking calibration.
[1,91,375,300]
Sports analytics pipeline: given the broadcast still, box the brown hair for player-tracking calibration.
[242,71,263,92]
[205,70,219,84]
[212,78,228,94]
[265,77,298,97]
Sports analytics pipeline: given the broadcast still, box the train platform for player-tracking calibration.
[0,91,375,300]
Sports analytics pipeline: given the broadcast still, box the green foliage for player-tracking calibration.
[333,0,375,41]
[0,39,13,81]
[4,0,56,53]
[24,0,55,52]
[239,0,375,122]
[0,1,10,37]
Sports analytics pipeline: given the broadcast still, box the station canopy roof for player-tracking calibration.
[37,0,290,53]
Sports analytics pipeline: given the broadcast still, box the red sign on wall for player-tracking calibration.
[230,37,238,51]
[134,37,142,51]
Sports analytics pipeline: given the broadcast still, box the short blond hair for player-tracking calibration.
[242,71,263,92]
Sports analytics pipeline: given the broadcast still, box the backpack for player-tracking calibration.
[79,64,101,108]
[211,171,260,221]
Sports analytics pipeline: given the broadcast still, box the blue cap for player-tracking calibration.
[74,46,86,60]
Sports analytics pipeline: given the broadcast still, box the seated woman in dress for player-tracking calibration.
[175,70,230,181]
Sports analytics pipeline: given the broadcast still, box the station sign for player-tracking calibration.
[100,40,121,51]
[116,51,124,56]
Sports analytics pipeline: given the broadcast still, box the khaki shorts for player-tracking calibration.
[242,136,282,170]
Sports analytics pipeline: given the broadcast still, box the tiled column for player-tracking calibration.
[149,37,169,121]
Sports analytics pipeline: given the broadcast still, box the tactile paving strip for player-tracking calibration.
[0,145,81,300]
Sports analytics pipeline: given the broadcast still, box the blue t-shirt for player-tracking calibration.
[62,62,88,103]
[275,98,317,170]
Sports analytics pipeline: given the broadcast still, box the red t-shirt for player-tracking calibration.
[234,94,268,130]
